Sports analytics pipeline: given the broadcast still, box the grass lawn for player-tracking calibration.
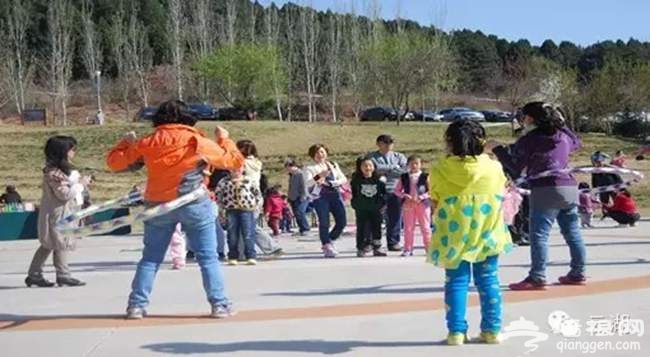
[1,121,648,214]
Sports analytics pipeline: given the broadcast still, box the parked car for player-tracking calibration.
[406,110,443,122]
[360,107,398,121]
[135,106,158,121]
[481,110,512,122]
[438,107,485,122]
[218,107,255,121]
[188,103,218,120]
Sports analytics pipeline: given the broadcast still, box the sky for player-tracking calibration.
[257,0,650,46]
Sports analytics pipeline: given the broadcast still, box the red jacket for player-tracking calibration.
[609,194,637,214]
[264,193,285,219]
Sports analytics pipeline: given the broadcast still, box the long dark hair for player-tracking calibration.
[445,119,486,158]
[152,100,197,127]
[521,101,566,135]
[44,135,77,175]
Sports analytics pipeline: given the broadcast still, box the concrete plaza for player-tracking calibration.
[1,220,649,357]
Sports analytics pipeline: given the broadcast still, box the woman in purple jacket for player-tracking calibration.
[486,102,586,291]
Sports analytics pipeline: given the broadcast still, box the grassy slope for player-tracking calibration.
[1,121,648,213]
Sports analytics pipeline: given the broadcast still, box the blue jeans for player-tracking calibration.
[226,210,256,260]
[445,255,502,333]
[529,206,586,281]
[128,197,229,308]
[313,190,347,245]
[290,198,311,233]
[386,193,402,247]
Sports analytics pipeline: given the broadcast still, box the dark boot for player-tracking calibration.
[56,276,86,287]
[25,275,55,288]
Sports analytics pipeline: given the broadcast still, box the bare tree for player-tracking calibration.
[282,5,300,121]
[80,0,102,85]
[168,0,185,100]
[2,0,33,115]
[48,0,75,126]
[345,2,365,120]
[264,4,284,121]
[299,3,319,122]
[249,0,257,43]
[127,9,153,108]
[188,0,216,101]
[225,0,237,45]
[327,14,343,122]
[110,3,131,119]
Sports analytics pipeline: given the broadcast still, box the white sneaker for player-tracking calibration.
[322,244,338,258]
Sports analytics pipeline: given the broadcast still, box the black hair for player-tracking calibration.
[6,185,16,193]
[44,135,77,175]
[619,188,631,197]
[152,100,197,127]
[353,155,378,179]
[267,184,281,195]
[521,101,566,135]
[578,182,590,190]
[444,119,486,158]
[407,155,421,164]
[615,150,623,156]
[236,139,258,157]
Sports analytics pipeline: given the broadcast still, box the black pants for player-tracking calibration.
[355,209,382,250]
[607,211,640,225]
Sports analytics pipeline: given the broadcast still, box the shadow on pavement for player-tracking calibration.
[501,258,649,268]
[142,340,444,355]
[262,282,446,297]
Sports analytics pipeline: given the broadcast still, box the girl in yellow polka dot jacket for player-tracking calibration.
[428,119,513,345]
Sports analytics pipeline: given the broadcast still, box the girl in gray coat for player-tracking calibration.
[25,136,89,287]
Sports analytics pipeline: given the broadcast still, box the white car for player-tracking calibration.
[438,107,485,122]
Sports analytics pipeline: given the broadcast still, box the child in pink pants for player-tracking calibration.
[169,223,186,269]
[394,155,431,256]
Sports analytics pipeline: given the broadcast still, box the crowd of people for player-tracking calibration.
[15,99,647,345]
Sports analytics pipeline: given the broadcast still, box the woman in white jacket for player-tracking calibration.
[303,144,347,258]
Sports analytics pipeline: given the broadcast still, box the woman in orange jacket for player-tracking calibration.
[106,100,244,319]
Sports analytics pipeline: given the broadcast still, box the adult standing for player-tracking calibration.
[284,158,311,236]
[236,140,283,257]
[486,101,587,291]
[304,144,347,258]
[107,100,244,319]
[368,134,407,251]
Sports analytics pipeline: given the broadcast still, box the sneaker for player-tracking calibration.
[211,304,236,319]
[446,332,469,346]
[400,250,411,257]
[372,248,387,257]
[478,331,501,344]
[218,254,227,262]
[322,244,338,258]
[186,251,195,260]
[125,307,146,320]
[363,245,373,253]
[246,259,257,266]
[356,249,367,257]
[227,259,238,266]
[271,249,284,257]
[509,276,547,291]
[388,244,402,252]
[558,274,586,286]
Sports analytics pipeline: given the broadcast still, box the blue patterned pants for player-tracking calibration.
[444,255,502,333]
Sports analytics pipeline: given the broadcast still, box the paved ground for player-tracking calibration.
[1,219,649,357]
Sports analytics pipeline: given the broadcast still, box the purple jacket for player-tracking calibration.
[494,127,581,188]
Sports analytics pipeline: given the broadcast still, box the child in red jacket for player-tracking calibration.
[264,185,285,236]
[604,189,641,226]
